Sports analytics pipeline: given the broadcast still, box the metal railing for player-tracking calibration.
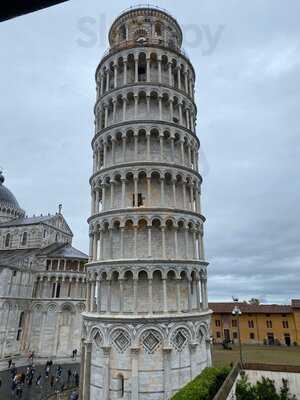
[113,4,175,21]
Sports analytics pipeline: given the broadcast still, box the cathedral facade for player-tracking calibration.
[81,6,211,400]
[0,171,88,358]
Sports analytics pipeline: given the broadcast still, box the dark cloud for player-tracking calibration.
[0,0,299,303]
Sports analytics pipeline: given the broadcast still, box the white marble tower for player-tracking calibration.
[81,6,211,400]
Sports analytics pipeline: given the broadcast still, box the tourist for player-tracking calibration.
[8,357,12,369]
[67,369,72,383]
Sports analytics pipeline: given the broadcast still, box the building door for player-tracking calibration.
[284,334,291,346]
[267,332,274,345]
[224,329,230,342]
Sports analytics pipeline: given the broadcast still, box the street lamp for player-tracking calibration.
[232,299,244,368]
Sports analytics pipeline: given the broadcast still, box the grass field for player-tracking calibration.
[212,344,300,367]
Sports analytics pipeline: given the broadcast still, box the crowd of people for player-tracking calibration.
[2,351,79,399]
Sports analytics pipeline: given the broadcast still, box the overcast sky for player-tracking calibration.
[1,0,299,303]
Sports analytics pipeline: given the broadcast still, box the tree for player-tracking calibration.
[235,374,296,400]
[249,298,260,305]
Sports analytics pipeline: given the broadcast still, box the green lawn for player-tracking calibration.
[212,344,300,368]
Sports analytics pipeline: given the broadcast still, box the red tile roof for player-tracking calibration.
[209,302,292,314]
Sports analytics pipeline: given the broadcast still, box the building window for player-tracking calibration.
[216,331,221,338]
[154,22,162,36]
[12,270,17,277]
[55,233,59,242]
[266,320,272,328]
[5,233,11,248]
[250,332,255,340]
[16,312,24,341]
[43,229,47,238]
[248,320,254,328]
[215,320,221,327]
[233,332,238,339]
[21,232,28,246]
[232,319,237,327]
[282,321,289,329]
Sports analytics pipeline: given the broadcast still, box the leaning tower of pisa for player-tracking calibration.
[81,6,211,400]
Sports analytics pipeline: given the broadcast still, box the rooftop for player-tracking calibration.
[209,302,293,314]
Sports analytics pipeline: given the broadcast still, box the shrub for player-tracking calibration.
[235,374,296,400]
[171,367,230,400]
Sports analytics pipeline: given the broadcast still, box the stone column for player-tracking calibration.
[106,70,109,92]
[146,133,151,160]
[172,179,177,207]
[95,189,99,214]
[184,70,188,93]
[163,278,168,313]
[133,278,138,312]
[112,100,117,123]
[93,231,97,261]
[134,176,138,207]
[96,278,101,312]
[160,177,165,206]
[113,64,118,88]
[133,225,137,258]
[104,105,108,128]
[103,142,107,167]
[102,346,111,400]
[120,227,125,258]
[134,94,138,118]
[177,66,181,90]
[79,339,86,398]
[158,96,162,120]
[169,98,174,122]
[119,278,124,313]
[131,347,140,400]
[148,278,153,314]
[159,134,164,160]
[134,131,138,159]
[176,277,181,312]
[90,280,95,311]
[174,226,178,258]
[179,102,183,125]
[146,94,150,114]
[146,58,150,82]
[85,281,90,311]
[168,62,173,86]
[170,135,175,160]
[134,58,139,82]
[163,347,172,399]
[121,178,126,208]
[182,182,187,209]
[122,98,127,121]
[147,176,151,206]
[161,226,166,258]
[122,134,126,160]
[107,278,112,312]
[83,341,92,400]
[180,139,184,164]
[147,226,152,257]
[190,342,198,379]
[196,278,201,310]
[186,109,190,129]
[110,180,114,209]
[184,227,189,258]
[100,73,104,95]
[158,58,162,82]
[123,60,127,85]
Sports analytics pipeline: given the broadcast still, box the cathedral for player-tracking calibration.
[80,5,211,400]
[0,170,88,358]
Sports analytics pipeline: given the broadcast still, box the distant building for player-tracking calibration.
[210,300,300,346]
[0,171,88,358]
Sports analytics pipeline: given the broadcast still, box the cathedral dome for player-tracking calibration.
[0,172,20,208]
[0,171,25,223]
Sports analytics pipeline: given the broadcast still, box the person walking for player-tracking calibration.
[8,358,12,369]
[67,369,72,383]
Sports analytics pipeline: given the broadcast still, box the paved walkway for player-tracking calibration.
[0,356,80,400]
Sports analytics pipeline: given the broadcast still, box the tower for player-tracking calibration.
[81,6,211,399]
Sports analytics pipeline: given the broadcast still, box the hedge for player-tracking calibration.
[171,367,231,400]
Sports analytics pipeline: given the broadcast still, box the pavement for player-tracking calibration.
[0,356,80,400]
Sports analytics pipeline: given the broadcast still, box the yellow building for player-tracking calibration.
[210,299,300,346]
